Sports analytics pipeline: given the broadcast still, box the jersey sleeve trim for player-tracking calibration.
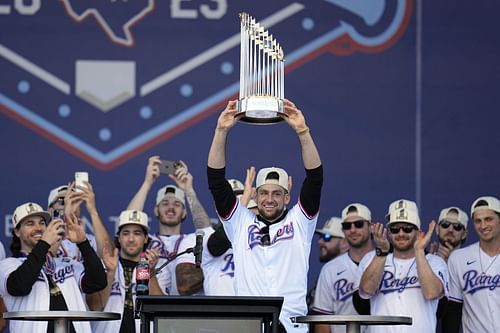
[298,197,319,220]
[219,197,239,221]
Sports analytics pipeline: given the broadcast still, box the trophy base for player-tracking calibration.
[237,97,284,124]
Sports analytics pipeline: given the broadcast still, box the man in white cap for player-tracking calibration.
[432,206,468,262]
[207,99,323,333]
[47,181,111,261]
[312,203,373,333]
[127,157,210,295]
[88,210,163,333]
[444,196,500,333]
[358,200,448,333]
[0,202,106,333]
[315,217,348,263]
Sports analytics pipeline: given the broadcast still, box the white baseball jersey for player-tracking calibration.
[200,226,235,296]
[448,242,500,333]
[55,234,97,262]
[221,199,318,333]
[358,251,448,333]
[148,232,196,295]
[312,252,366,333]
[0,256,91,333]
[92,259,164,333]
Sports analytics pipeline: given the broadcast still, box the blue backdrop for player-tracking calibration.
[1,0,499,291]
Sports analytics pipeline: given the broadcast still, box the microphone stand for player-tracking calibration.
[135,247,195,321]
[152,247,195,276]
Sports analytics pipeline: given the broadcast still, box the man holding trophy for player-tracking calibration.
[207,14,322,332]
[207,96,323,333]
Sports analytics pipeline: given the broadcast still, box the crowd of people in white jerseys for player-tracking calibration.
[0,100,498,333]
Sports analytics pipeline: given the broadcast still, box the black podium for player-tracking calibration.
[136,295,283,333]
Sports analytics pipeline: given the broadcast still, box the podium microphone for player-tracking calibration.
[195,230,205,267]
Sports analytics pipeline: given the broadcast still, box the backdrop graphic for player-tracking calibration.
[1,0,499,295]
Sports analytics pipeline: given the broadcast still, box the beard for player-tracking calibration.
[439,235,462,248]
[258,207,285,222]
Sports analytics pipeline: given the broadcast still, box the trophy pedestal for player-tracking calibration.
[237,97,284,124]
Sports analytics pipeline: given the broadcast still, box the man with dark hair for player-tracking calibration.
[0,202,106,333]
[444,196,500,333]
[87,210,164,333]
[128,158,210,295]
[432,206,468,262]
[312,203,373,333]
[207,99,323,333]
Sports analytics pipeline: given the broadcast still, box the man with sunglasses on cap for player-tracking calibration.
[207,99,323,333]
[47,181,111,261]
[87,210,164,333]
[0,202,106,333]
[358,200,448,333]
[312,203,373,333]
[128,158,210,295]
[307,216,347,313]
[444,196,500,333]
[431,207,468,262]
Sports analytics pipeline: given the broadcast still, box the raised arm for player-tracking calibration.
[169,161,211,230]
[79,181,112,258]
[127,156,162,210]
[86,242,118,310]
[240,166,256,207]
[359,223,390,296]
[207,100,240,169]
[280,99,321,170]
[414,221,445,300]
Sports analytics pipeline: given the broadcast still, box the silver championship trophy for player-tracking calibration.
[237,12,285,124]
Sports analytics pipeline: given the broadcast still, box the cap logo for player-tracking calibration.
[26,203,36,214]
[129,211,140,222]
[396,200,405,209]
[398,209,408,220]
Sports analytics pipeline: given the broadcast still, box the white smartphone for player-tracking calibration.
[75,171,89,192]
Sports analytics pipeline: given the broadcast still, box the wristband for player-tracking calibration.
[296,127,310,136]
[375,247,389,257]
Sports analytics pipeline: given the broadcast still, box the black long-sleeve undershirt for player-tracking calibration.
[206,165,323,256]
[7,240,50,296]
[78,239,107,293]
[7,239,106,296]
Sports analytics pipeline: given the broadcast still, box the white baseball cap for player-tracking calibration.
[156,185,186,206]
[342,203,371,222]
[47,185,68,208]
[388,207,421,229]
[386,199,418,219]
[118,210,149,232]
[316,217,344,238]
[256,167,289,191]
[228,179,244,195]
[438,207,468,229]
[12,202,51,228]
[247,199,257,209]
[470,196,500,216]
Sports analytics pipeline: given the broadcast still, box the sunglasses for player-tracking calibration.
[320,233,340,242]
[341,220,366,230]
[439,221,465,231]
[389,225,417,234]
[260,226,270,246]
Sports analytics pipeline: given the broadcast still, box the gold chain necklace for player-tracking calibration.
[479,245,500,276]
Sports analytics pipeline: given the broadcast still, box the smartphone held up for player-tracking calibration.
[75,171,89,192]
[159,160,181,175]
